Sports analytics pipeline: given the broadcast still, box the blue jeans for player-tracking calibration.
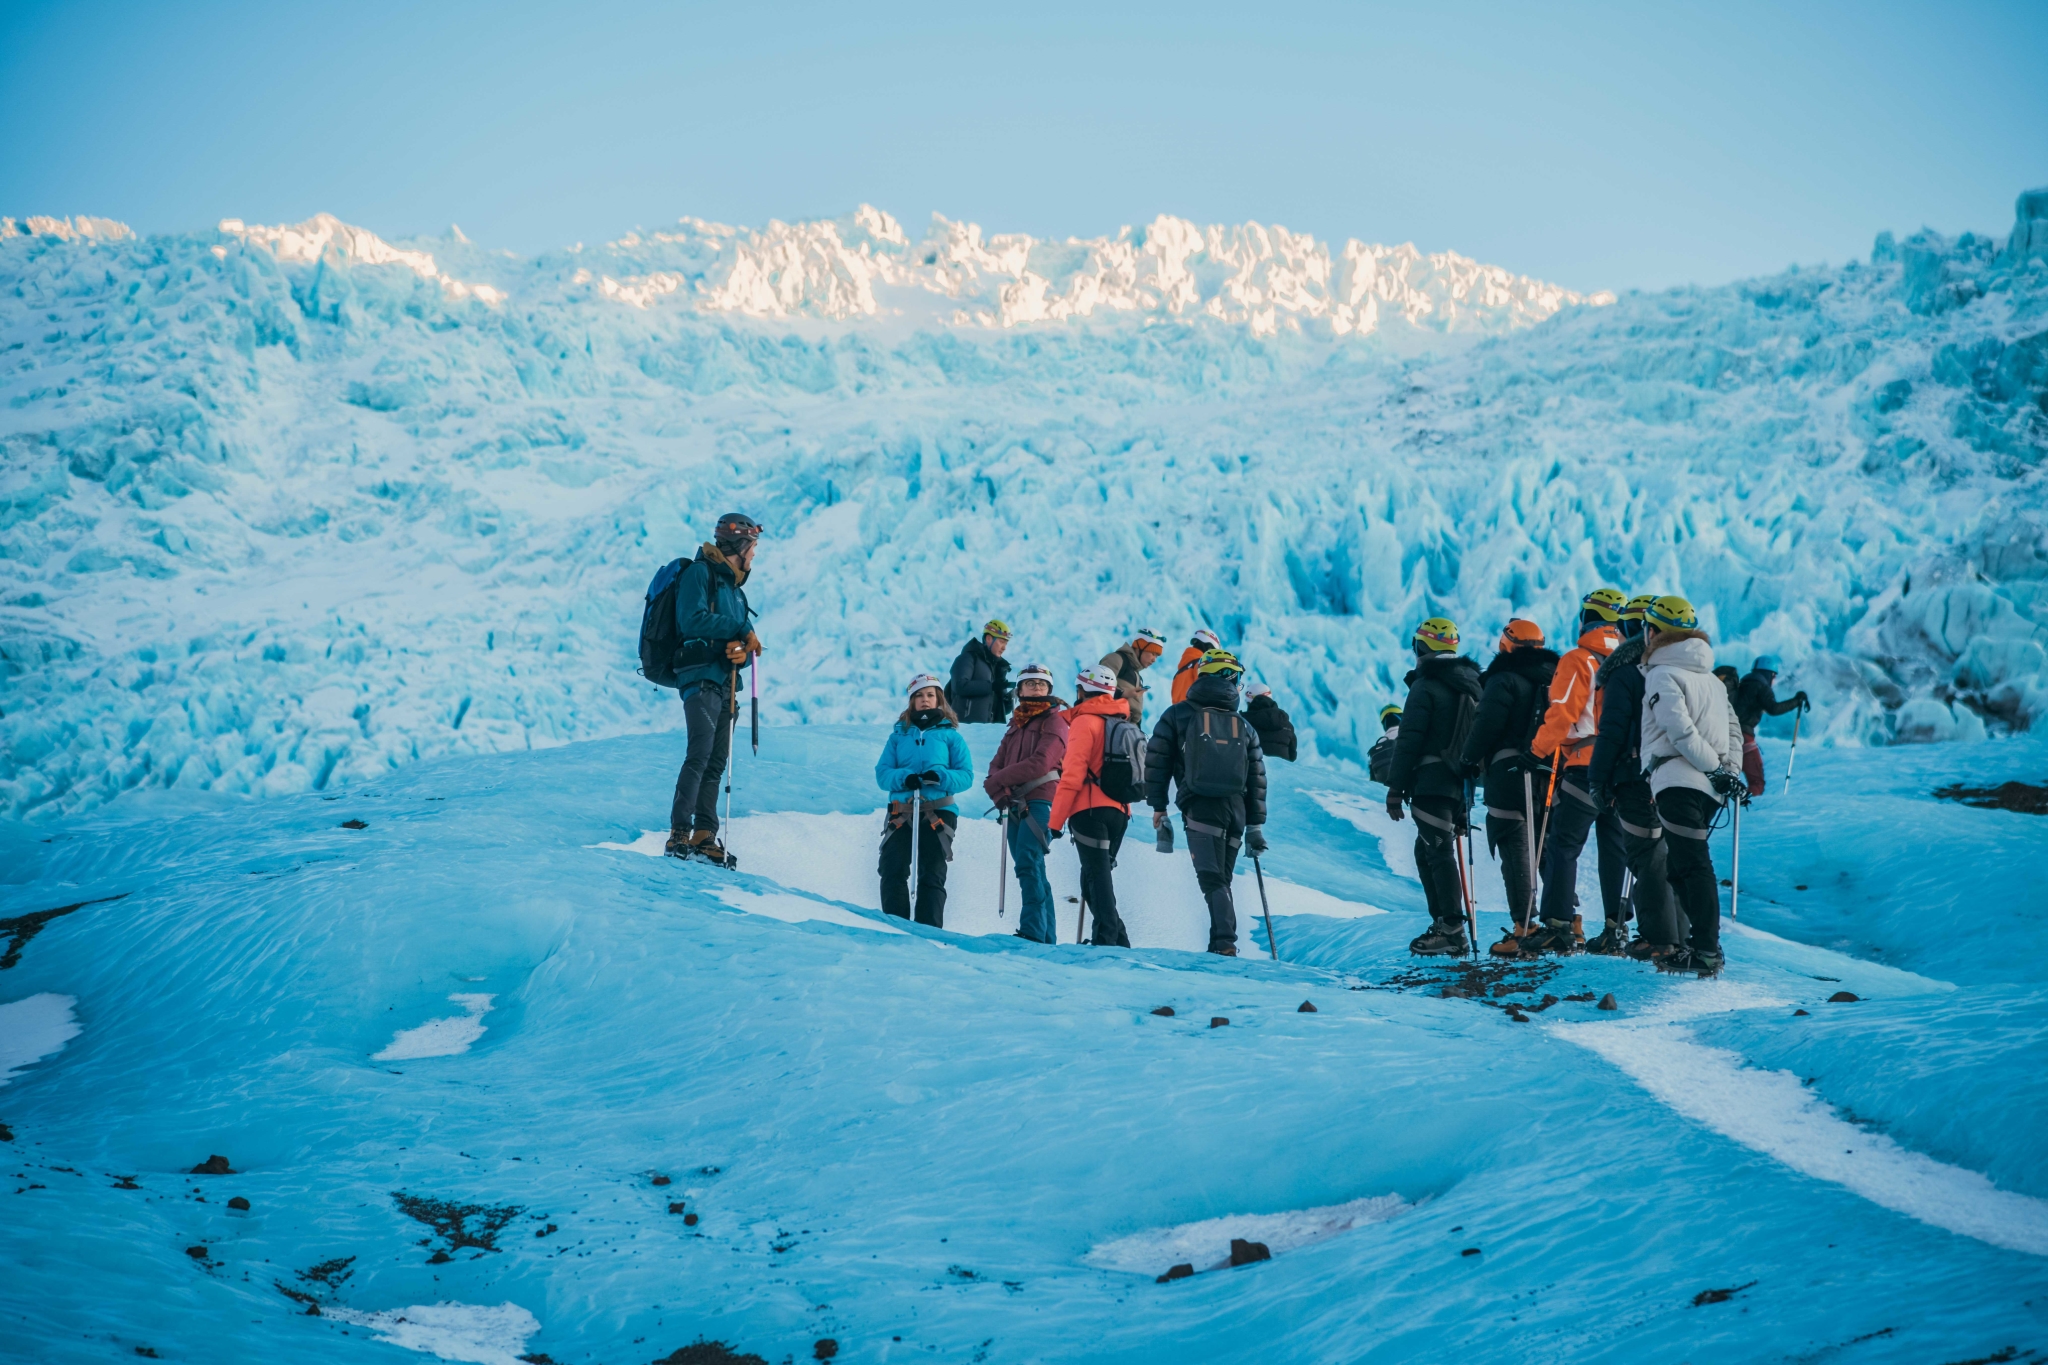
[1008,799,1055,944]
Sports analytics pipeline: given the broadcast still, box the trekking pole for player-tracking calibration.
[1521,769,1539,936]
[1452,828,1478,957]
[1075,894,1088,946]
[723,666,737,865]
[1530,761,1562,928]
[1784,708,1802,795]
[911,791,923,925]
[750,656,760,756]
[1252,855,1278,961]
[1730,796,1741,920]
[996,810,1008,920]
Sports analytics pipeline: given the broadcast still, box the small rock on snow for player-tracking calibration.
[183,1245,208,1260]
[1828,991,1860,1003]
[190,1155,233,1175]
[814,1340,839,1361]
[1794,1009,1811,1016]
[1209,1017,1228,1028]
[227,1196,250,1211]
[1461,1247,1481,1257]
[340,819,367,830]
[1229,1238,1271,1266]
[1297,1000,1317,1012]
[651,1174,671,1186]
[1150,1006,1174,1017]
[668,1202,687,1214]
[1156,1263,1195,1283]
[1597,994,1617,1011]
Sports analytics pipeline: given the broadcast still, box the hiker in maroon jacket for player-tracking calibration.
[983,663,1069,943]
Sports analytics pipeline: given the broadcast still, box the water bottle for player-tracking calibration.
[1156,817,1174,854]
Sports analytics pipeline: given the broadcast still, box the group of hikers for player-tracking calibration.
[643,515,1805,977]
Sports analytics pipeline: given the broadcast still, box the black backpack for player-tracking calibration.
[1368,734,1396,786]
[638,557,723,688]
[1443,691,1480,773]
[1094,715,1149,804]
[1183,707,1251,798]
[639,558,688,687]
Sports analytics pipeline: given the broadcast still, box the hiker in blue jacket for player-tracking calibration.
[664,512,762,865]
[875,673,975,927]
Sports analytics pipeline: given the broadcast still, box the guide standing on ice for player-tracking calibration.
[1244,682,1298,761]
[1527,589,1628,954]
[1457,619,1557,954]
[948,619,1014,724]
[1049,666,1139,947]
[1145,650,1269,957]
[1386,619,1482,957]
[1640,596,1745,976]
[1100,629,1167,728]
[1734,656,1809,796]
[1169,629,1222,706]
[875,676,974,927]
[983,664,1068,945]
[1588,594,1683,960]
[657,512,762,867]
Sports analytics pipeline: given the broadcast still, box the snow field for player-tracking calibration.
[2,726,2046,1361]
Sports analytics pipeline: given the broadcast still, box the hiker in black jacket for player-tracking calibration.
[1587,594,1682,958]
[1145,652,1268,956]
[948,620,1013,724]
[1387,618,1484,956]
[1457,620,1558,952]
[1243,683,1298,762]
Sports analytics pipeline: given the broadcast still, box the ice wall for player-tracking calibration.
[1,195,2043,819]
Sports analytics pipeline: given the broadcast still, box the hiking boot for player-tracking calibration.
[1409,921,1469,957]
[663,827,694,858]
[1208,943,1239,957]
[1584,923,1629,956]
[1488,926,1529,959]
[1688,948,1725,976]
[1520,919,1578,956]
[687,829,735,868]
[1625,937,1676,962]
[1654,947,1719,975]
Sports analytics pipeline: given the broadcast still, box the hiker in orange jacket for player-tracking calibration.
[1049,665,1136,947]
[1524,588,1629,954]
[1169,629,1222,706]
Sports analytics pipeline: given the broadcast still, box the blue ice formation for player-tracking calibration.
[1,194,2044,818]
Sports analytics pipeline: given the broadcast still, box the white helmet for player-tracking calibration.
[906,672,944,696]
[1192,628,1221,648]
[1244,681,1272,699]
[1016,663,1055,688]
[1076,665,1118,695]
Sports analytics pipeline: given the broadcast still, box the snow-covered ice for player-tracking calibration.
[373,993,495,1061]
[0,991,78,1086]
[1084,1193,1412,1275]
[321,1301,540,1365]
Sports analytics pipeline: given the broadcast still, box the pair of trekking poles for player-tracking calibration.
[989,807,1280,959]
[711,659,760,867]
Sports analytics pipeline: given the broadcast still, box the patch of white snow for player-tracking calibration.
[373,994,495,1061]
[0,993,79,1087]
[323,1301,539,1365]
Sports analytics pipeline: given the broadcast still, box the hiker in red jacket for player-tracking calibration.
[983,664,1068,944]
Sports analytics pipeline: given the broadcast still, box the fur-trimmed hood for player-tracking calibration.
[1596,632,1645,688]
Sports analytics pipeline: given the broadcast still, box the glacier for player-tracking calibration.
[2,195,2043,819]
[3,719,2046,1362]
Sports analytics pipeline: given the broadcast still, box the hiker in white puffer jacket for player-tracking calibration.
[1639,595,1745,976]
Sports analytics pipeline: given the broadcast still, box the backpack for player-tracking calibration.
[639,558,688,687]
[1367,734,1396,786]
[1094,715,1149,804]
[1443,690,1480,773]
[637,556,723,688]
[1183,707,1251,798]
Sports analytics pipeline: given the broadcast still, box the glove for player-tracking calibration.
[745,631,764,657]
[1588,782,1612,810]
[724,640,747,663]
[918,770,944,787]
[1246,826,1268,855]
[1385,792,1405,822]
[1152,809,1169,830]
[1796,691,1810,712]
[1708,768,1744,798]
[1048,826,1064,842]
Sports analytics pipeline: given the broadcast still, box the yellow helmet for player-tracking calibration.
[1196,648,1245,676]
[1645,595,1699,632]
[1581,587,1628,623]
[1412,618,1460,653]
[983,619,1012,641]
[1621,594,1657,621]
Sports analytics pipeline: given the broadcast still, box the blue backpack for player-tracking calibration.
[638,557,722,688]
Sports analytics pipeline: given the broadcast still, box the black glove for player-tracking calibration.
[1709,769,1745,799]
[918,770,944,787]
[1589,782,1612,810]
[1048,826,1064,842]
[1246,826,1268,855]
[1796,692,1811,712]
[1385,792,1405,822]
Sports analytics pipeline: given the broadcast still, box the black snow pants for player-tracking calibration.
[1484,765,1547,931]
[1410,795,1466,932]
[1182,797,1244,952]
[1613,779,1682,945]
[1655,786,1722,955]
[670,681,733,833]
[880,801,957,928]
[1071,808,1130,947]
[1538,770,1626,930]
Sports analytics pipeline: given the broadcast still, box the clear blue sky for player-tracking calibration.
[3,0,2042,293]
